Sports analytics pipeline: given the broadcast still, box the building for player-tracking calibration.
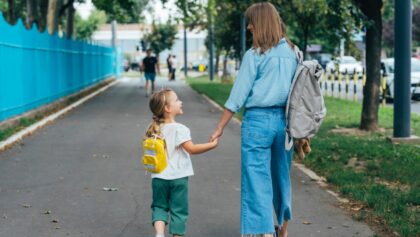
[92,23,207,69]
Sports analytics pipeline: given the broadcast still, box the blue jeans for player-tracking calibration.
[241,107,293,235]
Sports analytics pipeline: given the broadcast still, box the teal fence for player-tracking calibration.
[0,13,116,122]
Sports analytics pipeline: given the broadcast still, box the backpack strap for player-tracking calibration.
[284,46,303,151]
[293,45,303,64]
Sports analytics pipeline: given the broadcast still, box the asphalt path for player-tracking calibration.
[0,77,375,237]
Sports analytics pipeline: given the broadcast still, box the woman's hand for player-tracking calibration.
[210,127,223,142]
[209,108,234,142]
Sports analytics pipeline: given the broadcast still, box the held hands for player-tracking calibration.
[210,127,223,143]
[210,137,219,148]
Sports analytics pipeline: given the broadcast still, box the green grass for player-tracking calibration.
[187,75,420,237]
[0,117,40,142]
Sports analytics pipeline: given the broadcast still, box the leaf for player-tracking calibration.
[102,187,118,191]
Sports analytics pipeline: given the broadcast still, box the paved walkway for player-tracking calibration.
[0,76,375,237]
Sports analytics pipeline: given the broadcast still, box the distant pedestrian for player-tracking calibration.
[167,54,173,81]
[210,2,297,237]
[145,89,219,237]
[141,49,160,96]
[170,55,177,81]
[135,46,145,87]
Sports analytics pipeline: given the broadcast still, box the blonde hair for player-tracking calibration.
[245,2,294,54]
[145,89,173,137]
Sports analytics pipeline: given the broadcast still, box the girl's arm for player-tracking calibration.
[210,109,234,141]
[181,139,218,155]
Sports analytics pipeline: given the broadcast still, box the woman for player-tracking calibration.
[210,2,297,237]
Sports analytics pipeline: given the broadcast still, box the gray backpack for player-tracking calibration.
[285,46,327,150]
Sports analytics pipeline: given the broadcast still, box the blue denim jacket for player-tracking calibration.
[224,38,297,113]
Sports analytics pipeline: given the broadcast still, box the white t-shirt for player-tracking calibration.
[151,123,194,180]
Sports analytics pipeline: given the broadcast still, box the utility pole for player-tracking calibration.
[208,8,214,81]
[111,20,117,48]
[393,0,411,138]
[111,20,117,75]
[184,25,188,77]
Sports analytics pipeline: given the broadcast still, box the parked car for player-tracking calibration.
[130,61,140,71]
[326,56,363,76]
[315,53,332,69]
[381,57,420,101]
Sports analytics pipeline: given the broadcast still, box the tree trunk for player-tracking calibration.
[47,0,59,34]
[357,0,383,131]
[222,51,230,80]
[26,0,36,29]
[215,50,220,76]
[37,0,49,32]
[65,0,75,39]
[7,0,15,24]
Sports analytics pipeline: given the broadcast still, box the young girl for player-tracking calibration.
[145,89,219,237]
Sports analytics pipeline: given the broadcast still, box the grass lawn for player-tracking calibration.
[187,75,420,237]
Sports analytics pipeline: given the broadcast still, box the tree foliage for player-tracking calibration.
[164,0,206,29]
[383,5,420,52]
[414,7,420,43]
[75,10,106,41]
[92,0,149,23]
[144,22,178,56]
[0,0,149,37]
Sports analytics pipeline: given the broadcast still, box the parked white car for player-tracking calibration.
[326,56,363,76]
[381,58,420,100]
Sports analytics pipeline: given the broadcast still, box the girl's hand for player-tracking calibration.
[210,137,219,148]
[210,128,223,142]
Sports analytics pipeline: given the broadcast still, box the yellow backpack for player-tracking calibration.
[142,135,168,173]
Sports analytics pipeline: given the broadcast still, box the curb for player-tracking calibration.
[199,91,349,204]
[0,80,119,152]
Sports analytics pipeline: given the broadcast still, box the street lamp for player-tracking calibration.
[392,0,420,143]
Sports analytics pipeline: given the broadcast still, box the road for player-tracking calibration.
[0,77,375,237]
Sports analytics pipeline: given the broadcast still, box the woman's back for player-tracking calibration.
[224,38,297,113]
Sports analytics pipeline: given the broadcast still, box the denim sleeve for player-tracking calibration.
[224,50,257,113]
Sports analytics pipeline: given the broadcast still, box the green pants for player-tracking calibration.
[151,177,189,236]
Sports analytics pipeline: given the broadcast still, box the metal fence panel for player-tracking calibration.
[0,13,115,122]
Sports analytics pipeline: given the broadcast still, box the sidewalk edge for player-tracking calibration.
[0,80,119,152]
[199,91,349,204]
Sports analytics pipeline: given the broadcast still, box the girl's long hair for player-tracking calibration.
[145,89,173,138]
[245,2,294,54]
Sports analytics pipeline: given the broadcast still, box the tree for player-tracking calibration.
[92,0,148,23]
[74,10,106,41]
[47,0,61,34]
[414,7,420,43]
[354,0,383,131]
[144,22,178,57]
[65,0,76,38]
[26,0,36,28]
[274,0,329,59]
[384,6,420,53]
[2,0,26,25]
[7,0,15,24]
